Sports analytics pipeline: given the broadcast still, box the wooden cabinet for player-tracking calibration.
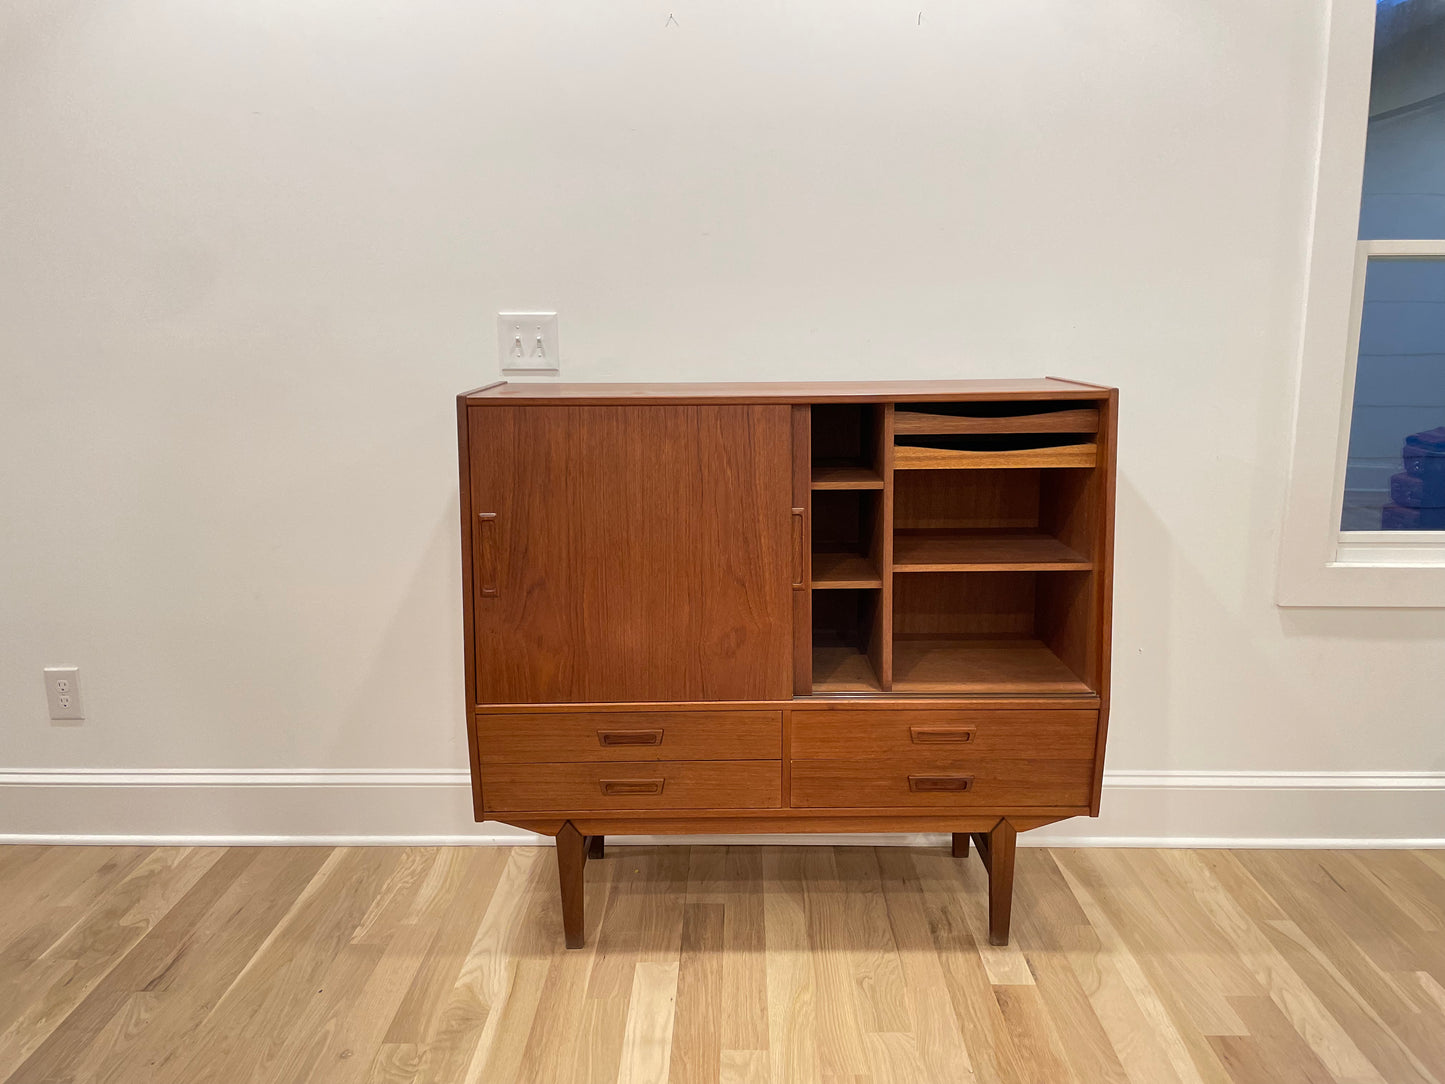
[458,379,1117,948]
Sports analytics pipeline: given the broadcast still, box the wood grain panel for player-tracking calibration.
[893,572,1036,638]
[810,551,882,589]
[894,443,1097,470]
[810,644,883,693]
[1089,388,1119,814]
[790,759,1093,808]
[457,394,485,818]
[811,466,884,489]
[893,529,1091,571]
[790,709,1098,761]
[474,695,1099,711]
[891,638,1092,695]
[894,469,1040,531]
[468,404,792,704]
[468,378,1111,403]
[482,761,783,812]
[476,711,782,764]
[894,407,1100,435]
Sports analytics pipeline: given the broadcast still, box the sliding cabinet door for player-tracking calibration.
[469,404,794,704]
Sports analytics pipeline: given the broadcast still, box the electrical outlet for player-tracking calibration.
[44,666,84,721]
[498,312,559,373]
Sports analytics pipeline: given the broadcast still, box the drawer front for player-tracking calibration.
[477,711,782,764]
[483,760,782,812]
[790,709,1097,761]
[789,758,1092,809]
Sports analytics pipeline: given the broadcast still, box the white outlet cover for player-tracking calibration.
[44,666,84,721]
[498,312,559,373]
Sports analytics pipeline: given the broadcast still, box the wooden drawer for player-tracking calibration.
[790,708,1097,761]
[477,711,782,764]
[483,760,782,812]
[789,758,1092,809]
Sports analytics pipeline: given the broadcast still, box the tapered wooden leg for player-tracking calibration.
[587,834,605,859]
[555,821,586,949]
[986,819,1017,946]
[951,832,970,858]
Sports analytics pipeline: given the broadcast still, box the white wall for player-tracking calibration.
[3,0,1442,843]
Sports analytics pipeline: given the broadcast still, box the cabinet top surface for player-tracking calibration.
[462,378,1113,405]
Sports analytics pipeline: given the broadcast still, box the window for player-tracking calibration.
[1278,0,1445,605]
[1340,0,1445,534]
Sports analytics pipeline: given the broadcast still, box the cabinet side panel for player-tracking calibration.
[458,397,484,819]
[1090,389,1119,815]
[469,404,792,704]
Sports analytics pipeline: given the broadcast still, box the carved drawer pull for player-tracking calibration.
[476,512,498,598]
[600,778,665,796]
[909,726,976,744]
[597,729,664,746]
[908,775,973,793]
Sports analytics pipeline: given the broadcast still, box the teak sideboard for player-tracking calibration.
[457,379,1117,948]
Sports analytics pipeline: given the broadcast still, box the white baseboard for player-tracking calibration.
[1,768,1442,848]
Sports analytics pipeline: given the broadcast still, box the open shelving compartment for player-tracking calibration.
[809,403,891,692]
[891,398,1102,695]
[891,568,1095,694]
[804,395,1108,697]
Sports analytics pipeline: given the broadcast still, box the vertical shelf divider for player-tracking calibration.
[867,403,894,690]
[791,405,813,695]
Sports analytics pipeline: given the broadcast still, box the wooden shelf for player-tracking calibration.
[891,638,1091,695]
[893,530,1091,572]
[894,408,1098,436]
[811,645,882,693]
[811,465,885,490]
[811,551,883,589]
[894,443,1097,470]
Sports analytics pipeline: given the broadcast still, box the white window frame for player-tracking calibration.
[1278,0,1445,606]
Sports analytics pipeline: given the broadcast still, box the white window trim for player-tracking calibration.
[1277,0,1445,606]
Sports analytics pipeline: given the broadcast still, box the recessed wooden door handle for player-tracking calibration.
[791,507,806,589]
[599,778,665,796]
[909,727,976,744]
[908,775,973,793]
[597,729,664,747]
[476,512,498,598]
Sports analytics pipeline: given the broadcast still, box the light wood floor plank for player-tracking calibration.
[1054,852,1228,1084]
[720,847,768,1055]
[617,960,681,1084]
[0,845,225,1082]
[55,847,333,1084]
[834,848,910,1037]
[450,847,558,1084]
[516,861,618,1084]
[801,847,871,1077]
[153,846,397,1084]
[874,848,976,1084]
[668,902,725,1084]
[913,849,1030,1084]
[761,848,820,1084]
[0,844,1442,1084]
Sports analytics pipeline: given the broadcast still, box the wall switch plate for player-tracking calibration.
[498,312,559,373]
[44,666,84,721]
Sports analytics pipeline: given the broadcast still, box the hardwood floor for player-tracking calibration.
[0,844,1442,1084]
